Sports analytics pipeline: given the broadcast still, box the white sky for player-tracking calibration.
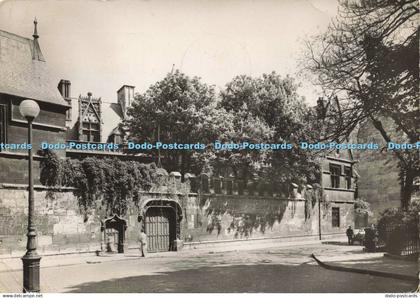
[0,0,338,105]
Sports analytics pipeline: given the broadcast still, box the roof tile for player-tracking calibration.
[0,29,68,107]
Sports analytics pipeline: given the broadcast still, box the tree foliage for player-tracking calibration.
[219,72,319,185]
[124,70,233,174]
[303,0,419,208]
[125,70,317,186]
[354,198,372,216]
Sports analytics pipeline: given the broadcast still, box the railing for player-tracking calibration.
[380,223,420,256]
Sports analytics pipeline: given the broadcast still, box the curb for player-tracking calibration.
[311,253,418,282]
[0,233,347,259]
[182,238,323,251]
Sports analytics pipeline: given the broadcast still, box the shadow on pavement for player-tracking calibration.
[330,256,418,277]
[322,241,363,246]
[66,263,416,293]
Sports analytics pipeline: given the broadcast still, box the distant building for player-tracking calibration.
[320,155,357,231]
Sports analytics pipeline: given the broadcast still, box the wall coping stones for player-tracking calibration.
[0,183,76,191]
[0,151,44,160]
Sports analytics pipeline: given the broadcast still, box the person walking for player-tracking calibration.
[139,228,147,257]
[346,226,354,245]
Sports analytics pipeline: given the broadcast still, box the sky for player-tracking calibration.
[0,0,338,106]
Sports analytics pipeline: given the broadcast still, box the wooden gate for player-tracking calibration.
[145,207,176,252]
[105,227,119,253]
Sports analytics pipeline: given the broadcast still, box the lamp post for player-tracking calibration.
[316,156,324,241]
[19,99,41,293]
[155,109,163,168]
[157,121,161,168]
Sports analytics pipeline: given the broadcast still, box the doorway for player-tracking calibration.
[104,215,127,253]
[145,207,176,252]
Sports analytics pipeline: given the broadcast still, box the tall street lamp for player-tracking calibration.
[19,99,41,293]
[155,109,163,168]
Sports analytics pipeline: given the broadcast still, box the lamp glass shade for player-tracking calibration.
[19,100,40,119]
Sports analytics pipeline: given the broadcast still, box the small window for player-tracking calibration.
[330,164,341,188]
[114,134,122,144]
[332,207,340,227]
[344,166,352,189]
[0,104,7,147]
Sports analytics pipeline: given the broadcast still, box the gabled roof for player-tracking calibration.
[0,29,68,107]
[110,126,122,136]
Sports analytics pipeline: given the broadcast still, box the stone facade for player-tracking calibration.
[0,170,355,255]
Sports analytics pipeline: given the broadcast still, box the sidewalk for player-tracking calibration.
[0,237,324,273]
[313,242,418,281]
[3,237,416,283]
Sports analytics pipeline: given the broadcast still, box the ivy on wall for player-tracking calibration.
[39,150,158,218]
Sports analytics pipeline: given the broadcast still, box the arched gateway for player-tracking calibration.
[138,199,183,253]
[103,214,127,253]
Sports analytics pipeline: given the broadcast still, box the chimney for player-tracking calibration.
[58,79,72,126]
[58,79,71,99]
[117,85,135,119]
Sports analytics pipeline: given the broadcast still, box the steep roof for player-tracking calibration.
[0,29,68,107]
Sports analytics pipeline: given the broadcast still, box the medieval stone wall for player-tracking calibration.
[181,193,353,243]
[0,188,101,255]
[0,178,354,256]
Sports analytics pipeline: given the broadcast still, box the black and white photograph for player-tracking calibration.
[0,0,418,295]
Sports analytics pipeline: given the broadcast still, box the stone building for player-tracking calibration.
[319,155,357,234]
[0,23,357,256]
[0,21,68,185]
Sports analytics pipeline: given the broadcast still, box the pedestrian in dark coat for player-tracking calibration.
[346,226,354,245]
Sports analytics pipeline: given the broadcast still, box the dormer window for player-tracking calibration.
[78,92,102,142]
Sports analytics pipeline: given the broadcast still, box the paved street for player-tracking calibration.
[0,243,417,293]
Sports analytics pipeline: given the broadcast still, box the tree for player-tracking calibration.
[303,0,419,209]
[125,70,317,187]
[125,70,233,174]
[219,72,319,186]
